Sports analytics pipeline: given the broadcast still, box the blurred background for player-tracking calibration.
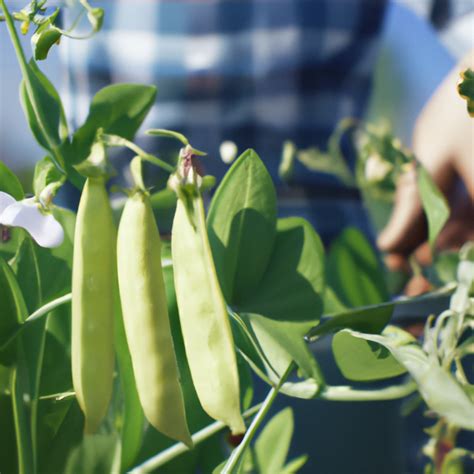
[1,1,473,472]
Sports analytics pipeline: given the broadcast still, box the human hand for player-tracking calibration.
[378,51,474,275]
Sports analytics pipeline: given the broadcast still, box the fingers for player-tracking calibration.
[377,166,427,255]
[377,55,473,256]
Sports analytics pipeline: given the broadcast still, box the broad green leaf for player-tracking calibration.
[0,256,28,365]
[240,313,323,398]
[10,236,47,461]
[417,165,450,251]
[35,206,75,303]
[0,392,18,473]
[19,60,68,156]
[255,408,294,474]
[37,400,84,474]
[332,325,408,381]
[308,303,394,341]
[239,217,324,321]
[327,227,388,307]
[340,329,474,429]
[33,156,64,200]
[0,161,24,200]
[67,84,157,165]
[322,286,347,314]
[10,237,42,313]
[207,149,277,304]
[457,68,474,116]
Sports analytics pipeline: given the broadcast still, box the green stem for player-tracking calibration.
[306,283,456,342]
[221,362,295,474]
[129,403,263,474]
[11,367,35,474]
[0,0,65,173]
[320,380,417,401]
[0,293,72,352]
[101,134,175,173]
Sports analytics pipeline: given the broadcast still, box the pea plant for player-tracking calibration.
[1,2,473,474]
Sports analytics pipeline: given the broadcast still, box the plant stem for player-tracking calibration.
[0,0,65,173]
[101,134,175,173]
[11,367,34,474]
[320,379,417,401]
[221,362,295,474]
[0,293,72,351]
[129,403,263,474]
[25,293,72,324]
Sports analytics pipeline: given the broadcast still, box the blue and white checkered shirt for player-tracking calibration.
[61,0,387,240]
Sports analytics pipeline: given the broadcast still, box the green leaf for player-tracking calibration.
[37,399,84,474]
[339,329,474,429]
[322,286,347,314]
[239,217,324,322]
[207,149,277,304]
[457,68,474,117]
[32,26,61,61]
[33,156,64,201]
[417,165,450,251]
[308,303,394,341]
[255,408,294,474]
[0,256,28,365]
[67,84,157,165]
[10,236,42,313]
[87,7,104,32]
[240,313,323,398]
[0,392,18,473]
[19,60,68,156]
[327,227,388,307]
[0,161,24,200]
[332,325,408,381]
[280,455,308,474]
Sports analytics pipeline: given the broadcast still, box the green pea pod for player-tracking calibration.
[172,183,245,434]
[117,189,192,446]
[72,177,115,434]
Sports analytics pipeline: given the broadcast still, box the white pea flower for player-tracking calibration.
[219,140,238,164]
[0,191,64,248]
[364,154,393,183]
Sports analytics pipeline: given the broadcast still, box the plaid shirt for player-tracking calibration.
[61,0,387,240]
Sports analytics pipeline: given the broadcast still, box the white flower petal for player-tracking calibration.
[0,191,16,215]
[0,200,64,248]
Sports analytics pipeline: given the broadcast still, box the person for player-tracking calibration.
[379,51,474,280]
[61,0,388,242]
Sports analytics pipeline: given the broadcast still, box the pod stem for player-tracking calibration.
[129,403,263,473]
[221,362,296,474]
[0,293,72,352]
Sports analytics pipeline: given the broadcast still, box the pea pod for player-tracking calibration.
[171,162,245,434]
[71,177,115,434]
[117,189,192,446]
